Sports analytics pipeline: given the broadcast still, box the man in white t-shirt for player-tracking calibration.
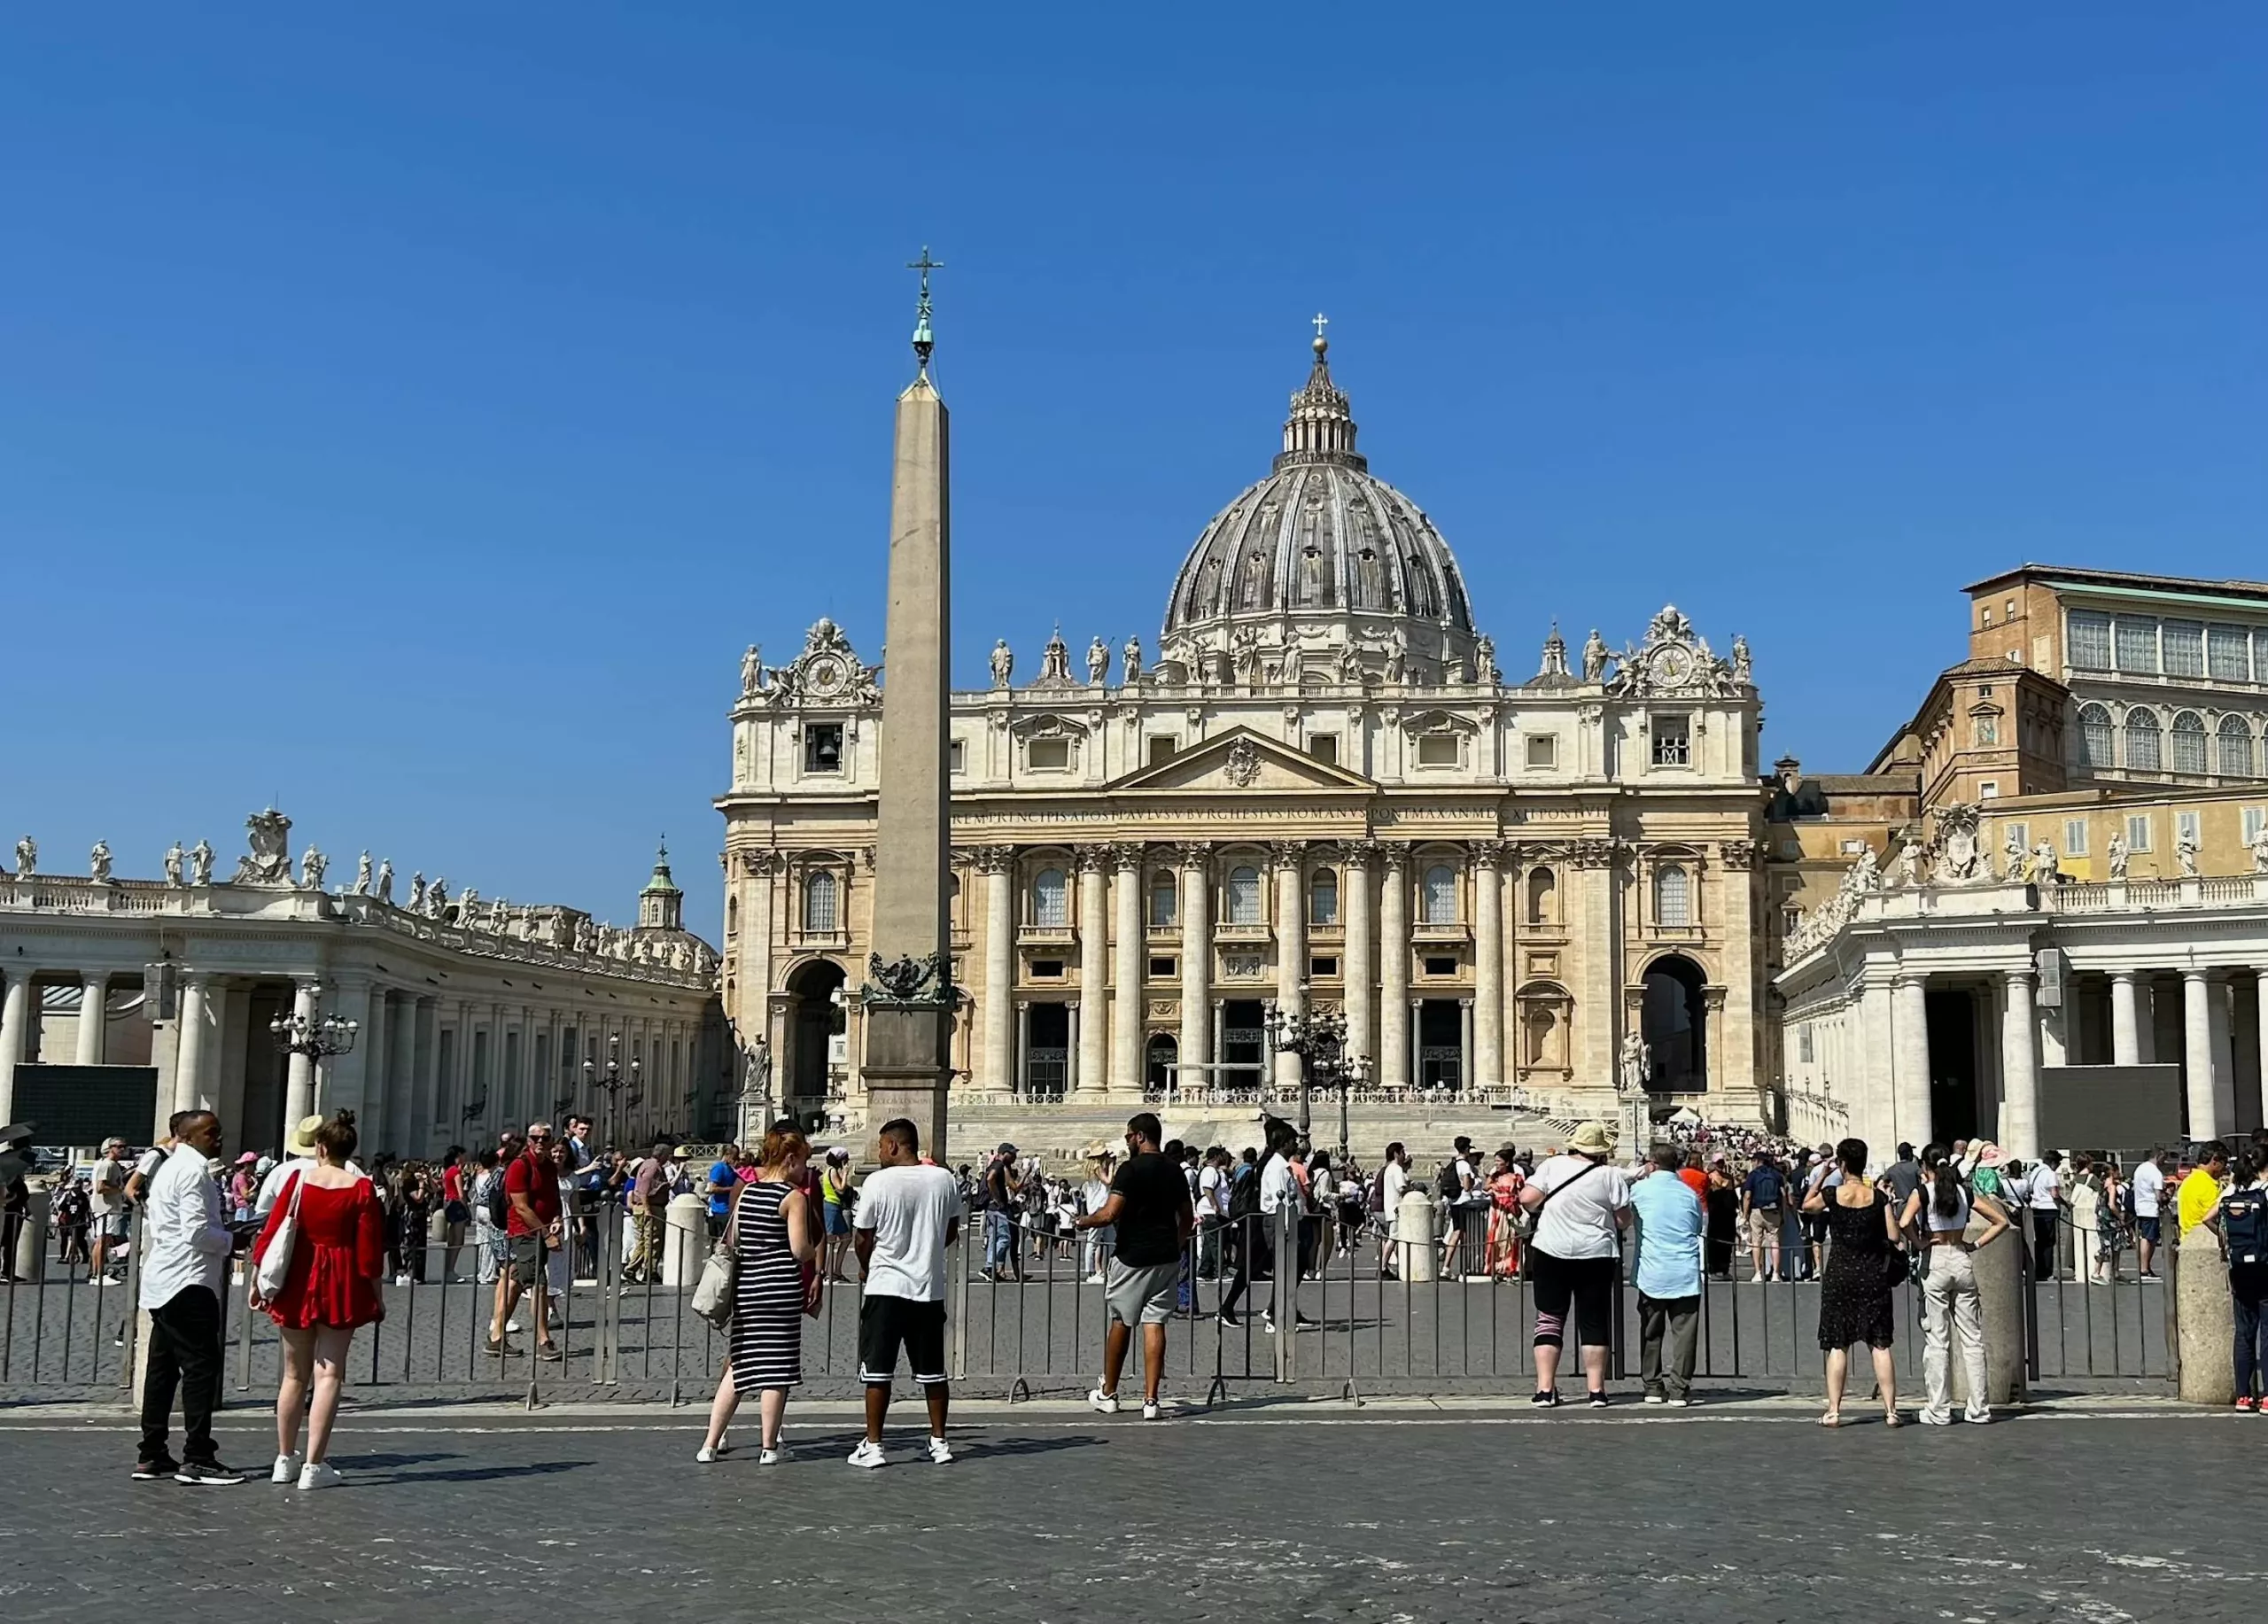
[1516,1121,1633,1408]
[1194,1148,1230,1279]
[2025,1155,2063,1280]
[850,1117,962,1468]
[1379,1143,1410,1280]
[2132,1149,2168,1279]
[88,1138,131,1283]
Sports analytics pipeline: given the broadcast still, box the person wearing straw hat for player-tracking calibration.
[257,1114,361,1219]
[1517,1120,1632,1409]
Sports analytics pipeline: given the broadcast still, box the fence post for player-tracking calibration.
[950,1205,969,1382]
[1272,1201,1293,1383]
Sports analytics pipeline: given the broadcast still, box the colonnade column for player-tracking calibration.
[1891,973,1930,1151]
[1342,843,1375,1074]
[357,983,388,1133]
[411,996,439,1154]
[1109,844,1145,1097]
[385,995,416,1155]
[75,972,109,1066]
[284,978,322,1127]
[2110,969,2142,1066]
[2000,969,2039,1161]
[978,849,1015,1091]
[2183,968,2222,1142]
[0,967,29,1124]
[1014,1000,1031,1095]
[1271,842,1307,1090]
[1076,847,1108,1096]
[175,972,215,1118]
[2257,968,2268,1133]
[323,974,371,1119]
[1472,843,1503,1089]
[1378,849,1410,1087]
[2206,971,2236,1140]
[1177,844,1212,1078]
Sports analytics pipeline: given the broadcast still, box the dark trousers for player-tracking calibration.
[1638,1291,1700,1398]
[2233,1262,2268,1399]
[1219,1226,1273,1317]
[141,1285,223,1465]
[2032,1210,2060,1278]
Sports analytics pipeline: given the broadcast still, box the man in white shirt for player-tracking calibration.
[1379,1142,1410,1280]
[2132,1148,2168,1279]
[136,1111,245,1484]
[1194,1146,1230,1279]
[88,1138,130,1283]
[850,1117,962,1468]
[2026,1155,2063,1280]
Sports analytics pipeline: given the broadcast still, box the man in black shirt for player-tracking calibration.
[1075,1112,1192,1419]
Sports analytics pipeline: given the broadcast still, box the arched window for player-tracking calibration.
[1309,870,1340,927]
[1526,867,1557,926]
[2124,709,2162,772]
[2078,703,2114,770]
[1148,872,1177,929]
[2171,711,2208,774]
[1655,865,1690,929]
[1032,866,1068,929]
[1226,865,1262,926]
[726,894,739,936]
[1420,864,1456,925]
[802,871,838,934]
[2218,715,2256,779]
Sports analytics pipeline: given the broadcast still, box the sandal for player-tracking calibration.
[1882,1409,1902,1427]
[1817,1411,1842,1427]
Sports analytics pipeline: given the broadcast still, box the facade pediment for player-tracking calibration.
[1106,728,1375,796]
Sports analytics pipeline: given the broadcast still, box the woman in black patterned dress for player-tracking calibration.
[1805,1137,1904,1428]
[698,1125,817,1465]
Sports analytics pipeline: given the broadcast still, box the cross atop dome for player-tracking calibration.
[1278,318,1362,474]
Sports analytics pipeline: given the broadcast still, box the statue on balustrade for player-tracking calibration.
[13,835,35,879]
[189,839,214,886]
[2029,840,2061,887]
[2106,832,2129,882]
[164,841,186,887]
[741,643,764,695]
[1086,635,1109,685]
[353,851,373,895]
[2252,822,2268,875]
[376,858,394,905]
[299,845,327,890]
[89,839,113,883]
[408,872,427,912]
[1581,629,1609,682]
[1474,634,1498,685]
[1731,633,1752,687]
[1122,633,1142,685]
[1891,837,1923,888]
[989,639,1014,687]
[2177,826,2201,878]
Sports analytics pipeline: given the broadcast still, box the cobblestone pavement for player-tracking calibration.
[0,1401,2250,1622]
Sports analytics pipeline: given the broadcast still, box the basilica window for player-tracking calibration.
[726,895,738,936]
[1525,734,1557,769]
[1148,872,1177,929]
[2124,709,2162,771]
[1032,867,1068,929]
[1146,735,1178,766]
[1420,865,1456,925]
[1655,866,1691,929]
[2219,716,2256,779]
[2078,703,2114,770]
[804,723,844,774]
[1309,870,1340,927]
[949,740,967,774]
[1028,736,1071,771]
[1651,714,1691,767]
[802,871,839,934]
[2171,711,2208,774]
[1526,867,1557,926]
[1225,866,1262,926]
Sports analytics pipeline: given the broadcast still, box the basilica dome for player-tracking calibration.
[1160,334,1479,681]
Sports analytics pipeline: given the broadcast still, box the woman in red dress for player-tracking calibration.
[249,1109,385,1491]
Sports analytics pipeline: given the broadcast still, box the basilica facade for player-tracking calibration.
[718,335,1770,1134]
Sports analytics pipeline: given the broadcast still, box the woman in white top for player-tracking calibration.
[1899,1141,2012,1426]
[1515,1122,1633,1408]
[1080,1153,1115,1283]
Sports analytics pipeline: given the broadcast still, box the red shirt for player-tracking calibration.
[503,1151,561,1236]
[1678,1168,1709,1207]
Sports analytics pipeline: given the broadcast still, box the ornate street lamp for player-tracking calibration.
[1261,988,1368,1147]
[583,1033,641,1151]
[269,988,358,1114]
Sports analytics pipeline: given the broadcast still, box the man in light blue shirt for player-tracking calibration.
[1629,1144,1705,1406]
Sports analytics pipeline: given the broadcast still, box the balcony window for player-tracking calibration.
[1225,866,1262,926]
[1420,865,1456,925]
[1651,714,1691,767]
[1655,865,1690,929]
[1147,873,1177,929]
[1309,870,1340,926]
[1032,866,1068,929]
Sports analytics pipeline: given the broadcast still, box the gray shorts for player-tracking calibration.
[1105,1259,1180,1328]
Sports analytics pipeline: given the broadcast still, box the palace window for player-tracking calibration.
[2064,820,2089,857]
[1651,713,1691,766]
[802,871,839,934]
[1226,866,1262,926]
[2171,711,2208,774]
[1032,866,1068,929]
[2163,620,2205,678]
[804,723,844,774]
[1655,865,1690,929]
[2209,625,2251,681]
[1148,872,1177,929]
[1798,1026,1814,1063]
[1420,864,1457,925]
[1309,870,1340,927]
[2124,709,2162,771]
[2244,808,2266,845]
[2078,703,2114,769]
[2068,611,2112,671]
[2125,814,2152,853]
[2218,716,2256,779]
[1526,734,1557,769]
[2115,617,2158,673]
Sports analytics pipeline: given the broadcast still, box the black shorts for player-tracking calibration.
[508,1232,547,1287]
[858,1295,948,1387]
[1528,1247,1616,1349]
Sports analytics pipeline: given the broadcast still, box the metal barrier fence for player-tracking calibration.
[1,1194,2180,1406]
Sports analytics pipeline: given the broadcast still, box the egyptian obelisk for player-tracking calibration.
[859,249,954,1162]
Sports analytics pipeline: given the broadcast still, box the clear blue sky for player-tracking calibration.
[6,5,2262,942]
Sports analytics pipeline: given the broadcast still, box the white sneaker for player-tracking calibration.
[927,1435,953,1465]
[1749,1272,1765,1284]
[506,1319,522,1333]
[1087,1387,1121,1415]
[297,1461,343,1491]
[270,1452,304,1484]
[757,1449,781,1465]
[695,1445,721,1464]
[1141,1401,1161,1421]
[847,1440,888,1470]
[1664,1396,1691,1409]
[1642,1393,1666,1405]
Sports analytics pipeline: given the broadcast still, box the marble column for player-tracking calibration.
[411,996,439,1152]
[1177,844,1212,1077]
[1891,974,1931,1151]
[2183,968,2220,1141]
[385,994,416,1155]
[283,979,322,1128]
[1379,850,1410,1087]
[1109,845,1144,1097]
[75,972,110,1066]
[1076,847,1108,1095]
[0,967,29,1124]
[1271,841,1306,1089]
[2207,972,2237,1139]
[1342,844,1375,1071]
[980,850,1014,1090]
[2110,969,2142,1066]
[1472,844,1503,1088]
[2000,970,2040,1161]
[175,972,215,1116]
[1458,998,1475,1092]
[358,983,389,1137]
[322,975,371,1118]
[1014,1000,1031,1095]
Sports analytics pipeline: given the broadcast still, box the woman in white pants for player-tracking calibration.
[1899,1142,2012,1426]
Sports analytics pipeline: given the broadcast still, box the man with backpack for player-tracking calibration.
[1742,1149,1789,1283]
[2215,1150,2268,1410]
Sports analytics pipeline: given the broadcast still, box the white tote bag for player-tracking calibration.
[254,1171,305,1300]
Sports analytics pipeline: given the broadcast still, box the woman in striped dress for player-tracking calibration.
[698,1125,816,1465]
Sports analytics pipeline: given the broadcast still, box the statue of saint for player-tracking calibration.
[353,851,373,895]
[740,643,764,695]
[1618,1030,1651,1096]
[2177,825,2200,877]
[989,639,1014,687]
[189,839,214,886]
[2106,832,2129,882]
[1581,629,1609,682]
[1085,636,1109,684]
[299,845,327,890]
[376,858,394,905]
[164,841,186,886]
[2030,840,2061,886]
[89,839,113,883]
[1474,635,1499,685]
[408,872,427,912]
[1122,634,1142,685]
[1731,633,1752,686]
[13,835,35,879]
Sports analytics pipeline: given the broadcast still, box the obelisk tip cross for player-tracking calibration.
[908,246,944,375]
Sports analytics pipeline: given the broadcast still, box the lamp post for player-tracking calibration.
[268,987,357,1118]
[583,1033,641,1151]
[1261,988,1368,1147]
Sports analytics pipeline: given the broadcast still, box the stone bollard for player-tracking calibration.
[2175,1230,2236,1407]
[1396,1190,1438,1283]
[1961,1219,2027,1409]
[662,1193,709,1287]
[11,1189,49,1281]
